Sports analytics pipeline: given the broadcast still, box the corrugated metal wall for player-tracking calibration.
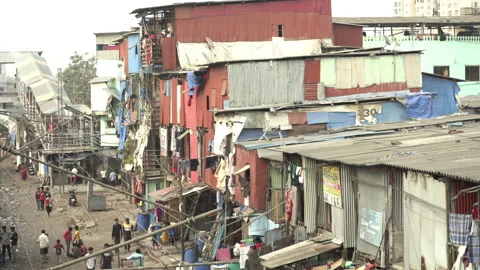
[332,23,363,48]
[340,164,358,248]
[453,180,478,214]
[228,60,305,107]
[196,65,228,130]
[174,0,332,43]
[161,37,177,71]
[269,161,283,189]
[96,50,119,60]
[391,170,403,231]
[118,38,129,75]
[303,157,318,234]
[128,34,142,74]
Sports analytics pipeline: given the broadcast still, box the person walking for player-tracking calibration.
[35,187,42,210]
[45,195,53,217]
[109,170,117,187]
[85,247,96,270]
[37,230,49,264]
[62,227,72,256]
[71,166,78,186]
[10,227,17,262]
[53,239,64,264]
[100,168,107,184]
[39,187,46,210]
[122,218,133,253]
[99,243,113,269]
[73,225,81,245]
[111,219,122,255]
[19,163,27,180]
[0,226,11,263]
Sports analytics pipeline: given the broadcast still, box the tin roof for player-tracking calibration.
[131,0,280,14]
[272,121,480,182]
[333,16,480,27]
[148,182,210,202]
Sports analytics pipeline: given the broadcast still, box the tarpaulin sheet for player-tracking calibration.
[406,93,436,119]
[422,74,460,117]
[187,71,204,96]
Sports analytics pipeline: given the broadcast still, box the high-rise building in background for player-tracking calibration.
[394,0,480,17]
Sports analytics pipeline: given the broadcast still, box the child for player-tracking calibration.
[53,239,64,264]
[149,224,161,249]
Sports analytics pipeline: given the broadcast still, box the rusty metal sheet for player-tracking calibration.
[333,23,363,47]
[161,37,177,70]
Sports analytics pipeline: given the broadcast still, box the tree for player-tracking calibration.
[58,52,96,106]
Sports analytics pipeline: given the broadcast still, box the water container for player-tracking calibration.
[194,236,206,254]
[215,248,231,261]
[228,263,240,270]
[194,260,209,270]
[149,212,156,224]
[184,248,199,263]
[136,213,150,232]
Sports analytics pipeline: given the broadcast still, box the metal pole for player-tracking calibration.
[87,114,94,209]
[106,260,240,270]
[48,209,221,270]
[180,175,184,263]
[0,144,187,217]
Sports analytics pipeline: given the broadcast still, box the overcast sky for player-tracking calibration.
[0,0,393,72]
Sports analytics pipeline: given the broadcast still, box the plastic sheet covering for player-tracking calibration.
[177,39,324,69]
[406,93,436,119]
[187,71,204,89]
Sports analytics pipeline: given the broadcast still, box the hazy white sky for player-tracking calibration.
[0,0,393,72]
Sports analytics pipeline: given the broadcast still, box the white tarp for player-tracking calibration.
[177,38,327,69]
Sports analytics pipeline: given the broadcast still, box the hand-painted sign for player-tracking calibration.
[323,166,342,208]
[359,207,383,247]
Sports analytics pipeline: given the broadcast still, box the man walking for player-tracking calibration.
[35,187,41,210]
[0,226,11,263]
[62,227,72,256]
[85,247,96,270]
[37,229,49,264]
[111,219,122,255]
[39,187,46,210]
[71,166,78,186]
[100,168,107,184]
[122,218,133,253]
[109,170,117,187]
[10,227,17,262]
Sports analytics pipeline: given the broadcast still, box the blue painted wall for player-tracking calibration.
[422,74,460,117]
[306,112,356,129]
[128,34,142,74]
[376,102,410,123]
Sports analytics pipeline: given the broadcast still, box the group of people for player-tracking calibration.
[100,168,121,187]
[35,186,53,216]
[0,226,18,264]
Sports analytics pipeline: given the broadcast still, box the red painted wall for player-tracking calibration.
[161,37,177,70]
[174,0,332,43]
[332,23,363,48]
[118,38,129,75]
[325,82,410,97]
[234,146,269,211]
[453,180,478,214]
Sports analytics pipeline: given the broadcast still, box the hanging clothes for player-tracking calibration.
[215,159,227,193]
[296,167,304,184]
[467,221,480,263]
[285,190,293,223]
[190,159,199,171]
[216,190,224,209]
[449,213,473,245]
[473,203,479,220]
[290,164,299,186]
[289,186,298,226]
[205,156,217,169]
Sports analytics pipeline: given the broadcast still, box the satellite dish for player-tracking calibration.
[205,37,215,50]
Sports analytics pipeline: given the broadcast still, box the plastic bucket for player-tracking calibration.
[194,260,209,270]
[184,248,199,263]
[136,213,150,232]
[194,236,206,254]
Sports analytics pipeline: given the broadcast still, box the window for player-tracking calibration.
[466,66,480,81]
[278,25,284,37]
[433,66,450,77]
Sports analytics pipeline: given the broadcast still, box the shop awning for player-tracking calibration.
[259,235,342,269]
[148,182,210,202]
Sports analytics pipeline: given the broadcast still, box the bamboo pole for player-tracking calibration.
[48,209,221,270]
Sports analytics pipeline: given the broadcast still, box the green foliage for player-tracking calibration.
[58,52,96,106]
[123,137,137,165]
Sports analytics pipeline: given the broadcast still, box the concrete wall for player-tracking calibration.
[364,36,480,80]
[403,171,448,270]
[99,116,119,147]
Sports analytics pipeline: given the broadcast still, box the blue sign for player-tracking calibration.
[359,207,383,247]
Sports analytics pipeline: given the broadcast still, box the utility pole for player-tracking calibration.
[87,114,94,210]
[180,173,185,263]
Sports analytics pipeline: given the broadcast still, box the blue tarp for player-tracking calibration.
[306,112,356,129]
[187,71,204,96]
[406,93,436,119]
[422,74,460,117]
[376,102,410,123]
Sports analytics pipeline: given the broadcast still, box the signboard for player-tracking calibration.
[323,166,342,208]
[359,207,383,247]
[160,127,168,157]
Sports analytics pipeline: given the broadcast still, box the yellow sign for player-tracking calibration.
[323,166,342,208]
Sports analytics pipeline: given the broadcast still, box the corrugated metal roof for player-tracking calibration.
[462,98,480,109]
[131,0,280,14]
[89,77,114,84]
[272,124,480,182]
[148,182,210,202]
[236,130,395,150]
[363,114,480,131]
[259,234,342,269]
[10,52,71,114]
[333,16,480,27]
[257,148,283,162]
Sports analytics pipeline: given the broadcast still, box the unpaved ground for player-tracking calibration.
[0,156,179,270]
